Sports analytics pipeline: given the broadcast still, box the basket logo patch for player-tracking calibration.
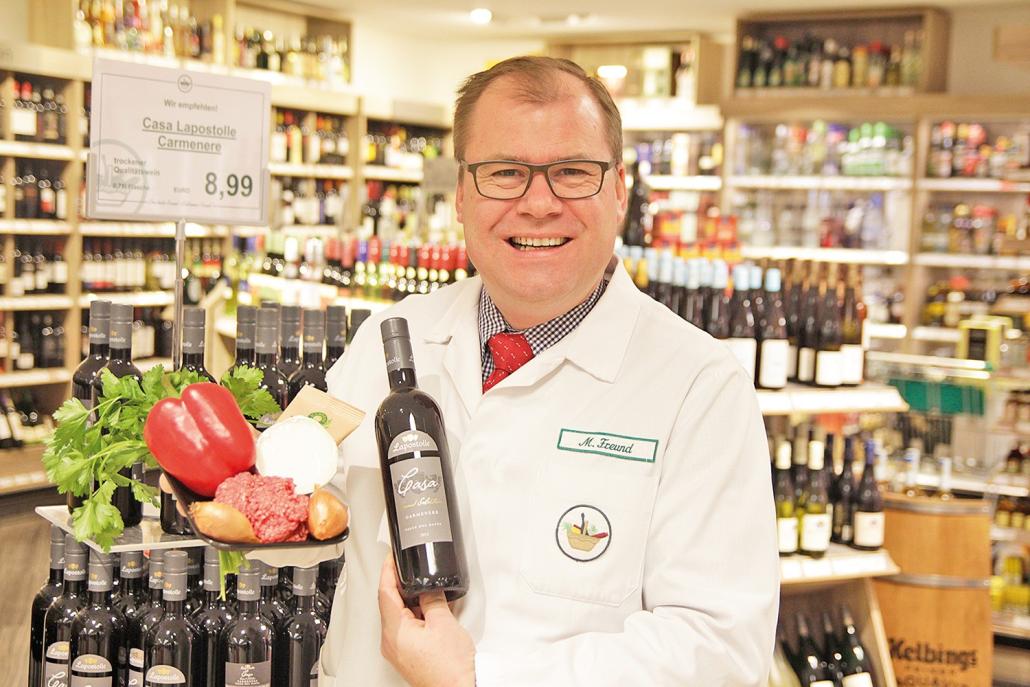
[556,505,611,562]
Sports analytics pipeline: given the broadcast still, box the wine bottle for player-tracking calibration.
[258,564,290,626]
[232,305,257,370]
[726,264,757,379]
[796,613,835,687]
[324,305,347,372]
[832,436,858,545]
[795,265,820,385]
[274,565,328,686]
[222,564,274,687]
[129,549,166,687]
[375,317,469,603]
[254,307,288,428]
[42,535,88,687]
[28,525,64,687]
[681,260,706,331]
[72,300,111,414]
[193,546,235,687]
[288,308,328,403]
[317,554,344,620]
[937,456,954,501]
[277,567,295,607]
[820,610,846,685]
[70,550,126,687]
[95,303,144,527]
[839,605,875,686]
[774,441,798,556]
[348,308,371,344]
[791,424,810,508]
[278,305,302,379]
[840,266,865,386]
[799,436,831,558]
[902,447,923,498]
[704,260,731,340]
[186,549,204,617]
[113,551,147,629]
[814,266,843,388]
[143,550,203,686]
[756,267,790,390]
[770,638,803,687]
[179,307,214,382]
[851,440,884,551]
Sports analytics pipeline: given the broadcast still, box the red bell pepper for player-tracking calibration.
[144,382,255,497]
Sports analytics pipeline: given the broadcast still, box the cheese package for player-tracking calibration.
[276,385,365,444]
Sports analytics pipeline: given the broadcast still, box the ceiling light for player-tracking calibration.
[596,64,628,80]
[566,13,583,26]
[469,8,493,25]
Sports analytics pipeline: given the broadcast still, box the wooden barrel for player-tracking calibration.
[874,494,993,687]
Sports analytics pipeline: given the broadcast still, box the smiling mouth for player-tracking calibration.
[507,236,571,250]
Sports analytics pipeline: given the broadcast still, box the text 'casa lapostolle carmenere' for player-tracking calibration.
[375,317,468,604]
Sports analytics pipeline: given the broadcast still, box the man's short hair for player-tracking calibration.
[453,55,623,164]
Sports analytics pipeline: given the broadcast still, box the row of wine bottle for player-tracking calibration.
[771,609,877,687]
[31,529,344,687]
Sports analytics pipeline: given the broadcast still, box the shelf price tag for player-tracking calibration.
[779,559,803,582]
[87,58,270,225]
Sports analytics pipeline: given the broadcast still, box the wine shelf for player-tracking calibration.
[992,526,1030,546]
[0,444,49,496]
[363,165,423,183]
[35,504,206,553]
[0,369,72,388]
[0,140,77,161]
[919,178,1030,194]
[267,162,354,180]
[0,220,72,235]
[80,291,175,308]
[864,323,908,341]
[757,384,908,416]
[913,253,1030,271]
[245,273,392,313]
[0,295,74,311]
[727,175,912,192]
[79,222,230,238]
[739,246,909,266]
[993,612,1030,641]
[645,175,722,192]
[780,545,899,588]
[617,99,723,132]
[917,472,1029,498]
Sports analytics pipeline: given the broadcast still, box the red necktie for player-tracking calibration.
[483,332,534,393]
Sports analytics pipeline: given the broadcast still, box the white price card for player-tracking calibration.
[801,558,834,580]
[87,58,269,225]
[780,559,803,582]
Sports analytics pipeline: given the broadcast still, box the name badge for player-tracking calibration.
[557,429,658,463]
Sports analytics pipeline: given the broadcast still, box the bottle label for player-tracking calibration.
[45,641,70,687]
[841,344,865,385]
[54,261,69,285]
[814,350,843,387]
[853,511,885,548]
[12,108,37,136]
[725,338,757,378]
[759,339,789,388]
[797,347,815,382]
[800,512,831,552]
[842,672,874,687]
[777,516,798,554]
[144,665,186,684]
[388,431,453,550]
[41,187,56,214]
[71,654,114,686]
[224,660,272,687]
[0,416,10,441]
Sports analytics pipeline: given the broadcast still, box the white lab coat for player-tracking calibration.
[316,260,779,686]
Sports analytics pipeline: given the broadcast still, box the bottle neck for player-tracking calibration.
[163,599,185,615]
[88,341,109,357]
[388,367,417,390]
[49,567,63,585]
[239,599,259,614]
[234,345,254,365]
[326,344,344,361]
[121,576,143,596]
[109,345,132,362]
[295,594,316,611]
[181,351,205,368]
[255,351,277,367]
[304,351,324,366]
[89,588,113,606]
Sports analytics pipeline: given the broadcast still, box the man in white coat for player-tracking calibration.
[316,56,778,686]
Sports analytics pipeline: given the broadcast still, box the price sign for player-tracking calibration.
[87,58,270,225]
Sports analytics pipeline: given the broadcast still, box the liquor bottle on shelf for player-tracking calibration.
[774,441,798,556]
[233,305,257,370]
[193,546,236,687]
[186,549,204,616]
[254,307,289,427]
[73,300,111,413]
[41,535,88,686]
[838,606,876,685]
[70,550,126,687]
[705,260,731,341]
[814,266,844,388]
[222,563,275,687]
[113,551,146,628]
[278,305,303,379]
[831,436,857,546]
[179,307,215,381]
[727,263,758,379]
[274,564,328,686]
[820,610,846,685]
[28,526,65,687]
[757,267,790,389]
[794,613,835,687]
[128,549,165,686]
[794,265,820,385]
[258,564,290,626]
[851,439,885,551]
[288,309,328,402]
[375,318,469,603]
[95,304,144,528]
[144,550,203,685]
[799,435,831,559]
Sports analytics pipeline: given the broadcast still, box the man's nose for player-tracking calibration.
[516,170,562,217]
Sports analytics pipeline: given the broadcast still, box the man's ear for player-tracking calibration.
[455,174,464,224]
[614,163,628,223]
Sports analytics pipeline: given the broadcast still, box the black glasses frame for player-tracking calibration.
[460,159,614,200]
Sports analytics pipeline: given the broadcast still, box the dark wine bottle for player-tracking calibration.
[42,535,88,687]
[704,261,731,340]
[274,565,328,686]
[222,564,274,687]
[839,605,876,686]
[317,554,345,609]
[185,548,203,617]
[28,525,64,687]
[277,567,295,607]
[94,303,144,527]
[840,265,865,387]
[254,307,288,429]
[143,550,203,686]
[113,550,146,628]
[324,305,347,372]
[375,317,468,603]
[258,564,290,626]
[68,300,110,512]
[288,308,328,402]
[680,260,706,331]
[820,610,845,685]
[791,424,810,508]
[796,613,835,687]
[192,547,235,687]
[232,305,257,370]
[726,263,758,380]
[129,549,166,687]
[70,550,126,686]
[348,308,371,344]
[831,436,858,545]
[795,265,821,385]
[278,305,302,379]
[814,266,843,388]
[851,440,884,551]
[179,307,215,382]
[756,267,789,390]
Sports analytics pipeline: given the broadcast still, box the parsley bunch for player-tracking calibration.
[43,365,280,550]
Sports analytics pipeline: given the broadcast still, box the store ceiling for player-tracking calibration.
[315,0,1015,38]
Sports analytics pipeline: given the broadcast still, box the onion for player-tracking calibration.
[308,488,350,540]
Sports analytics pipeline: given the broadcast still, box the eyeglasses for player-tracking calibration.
[461,159,614,200]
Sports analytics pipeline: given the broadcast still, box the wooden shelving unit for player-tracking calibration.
[0,444,49,495]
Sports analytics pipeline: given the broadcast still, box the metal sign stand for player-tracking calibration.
[172,218,186,370]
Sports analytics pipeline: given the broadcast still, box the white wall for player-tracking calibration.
[947,3,1030,95]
